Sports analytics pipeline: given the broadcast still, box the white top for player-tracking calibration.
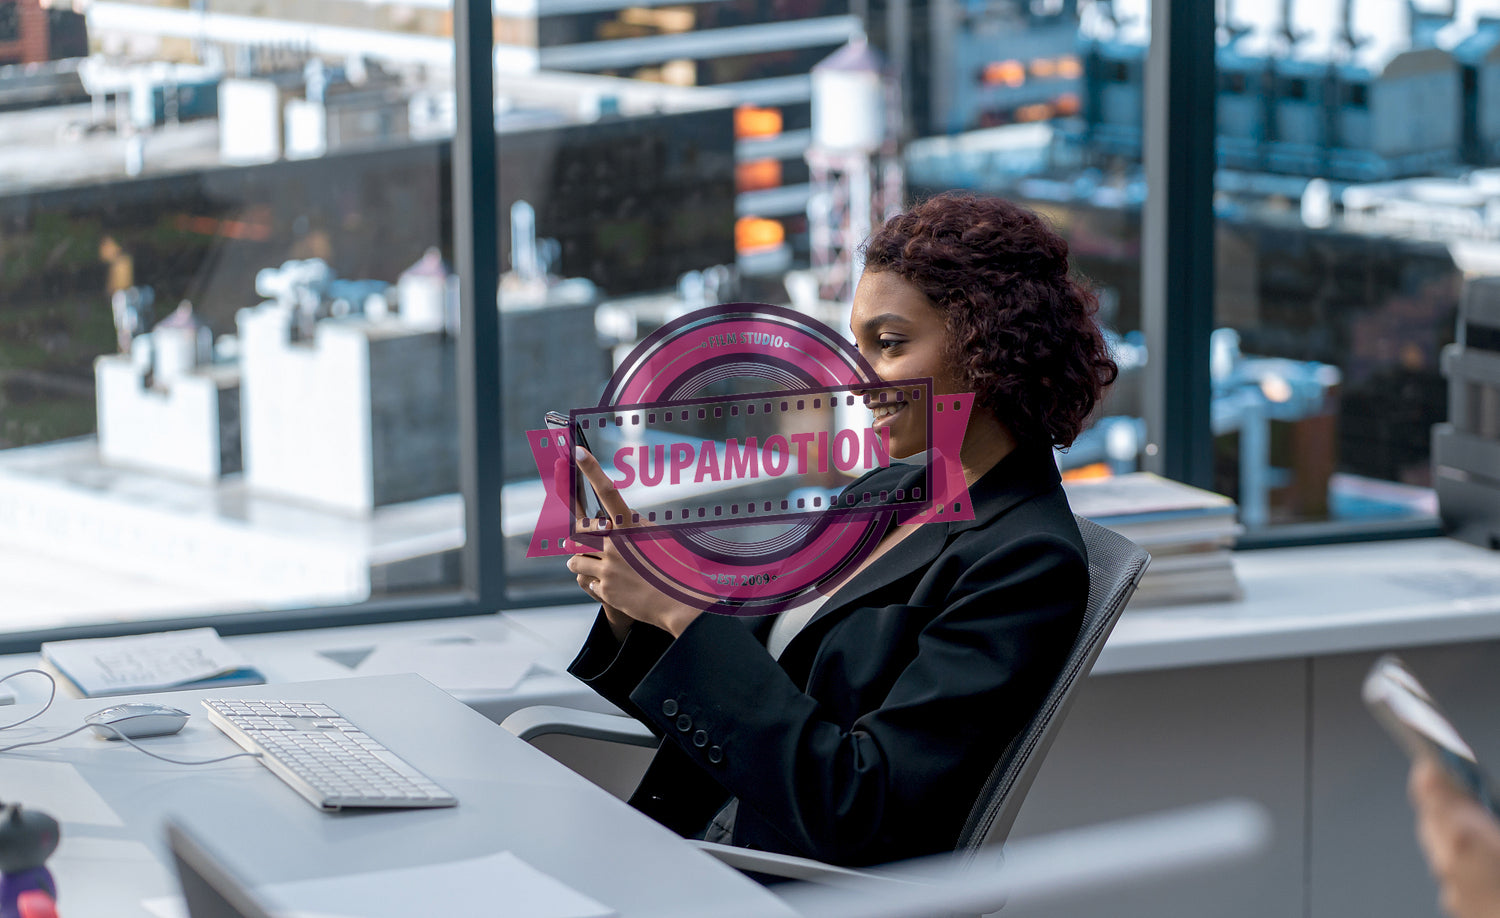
[765,592,834,659]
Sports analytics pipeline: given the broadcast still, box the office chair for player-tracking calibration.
[503,514,1150,890]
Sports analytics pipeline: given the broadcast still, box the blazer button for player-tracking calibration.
[662,699,678,717]
[707,745,724,764]
[692,730,708,747]
[676,714,692,732]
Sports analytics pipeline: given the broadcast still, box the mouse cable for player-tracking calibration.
[0,669,261,767]
[0,722,261,765]
[0,669,56,730]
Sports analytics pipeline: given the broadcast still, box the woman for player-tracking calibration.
[565,192,1119,867]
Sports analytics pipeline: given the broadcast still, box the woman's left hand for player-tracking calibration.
[567,519,703,637]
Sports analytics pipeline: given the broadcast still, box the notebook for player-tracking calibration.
[41,628,265,698]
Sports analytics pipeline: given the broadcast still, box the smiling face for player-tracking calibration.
[849,270,971,460]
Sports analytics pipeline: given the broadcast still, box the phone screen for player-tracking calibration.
[544,411,601,520]
[1364,655,1500,818]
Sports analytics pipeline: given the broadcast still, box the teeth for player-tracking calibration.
[870,402,906,419]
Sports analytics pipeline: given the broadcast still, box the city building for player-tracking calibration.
[0,0,87,67]
[76,0,851,256]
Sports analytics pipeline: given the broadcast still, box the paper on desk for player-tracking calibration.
[0,760,122,826]
[143,898,354,918]
[143,851,612,918]
[255,850,608,918]
[353,640,538,692]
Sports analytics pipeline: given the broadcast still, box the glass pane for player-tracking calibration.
[902,0,1149,480]
[499,0,1148,602]
[1212,0,1471,530]
[0,3,462,630]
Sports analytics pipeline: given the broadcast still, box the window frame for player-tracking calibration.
[1141,0,1215,490]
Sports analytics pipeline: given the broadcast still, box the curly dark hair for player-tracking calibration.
[860,192,1118,449]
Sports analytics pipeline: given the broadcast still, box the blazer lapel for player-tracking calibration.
[768,517,951,679]
[946,445,1062,537]
[804,518,952,629]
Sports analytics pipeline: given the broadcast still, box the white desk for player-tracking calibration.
[6,536,1500,918]
[0,674,791,918]
[0,610,621,725]
[1097,535,1500,674]
[227,610,623,723]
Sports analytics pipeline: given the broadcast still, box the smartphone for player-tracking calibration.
[1363,654,1500,818]
[544,410,602,520]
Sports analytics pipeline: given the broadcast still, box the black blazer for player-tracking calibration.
[567,445,1087,867]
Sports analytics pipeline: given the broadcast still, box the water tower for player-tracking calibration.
[806,37,904,304]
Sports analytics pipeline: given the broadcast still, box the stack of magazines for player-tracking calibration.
[1064,472,1243,607]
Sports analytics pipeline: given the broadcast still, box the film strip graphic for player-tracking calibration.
[526,381,976,615]
[575,380,931,534]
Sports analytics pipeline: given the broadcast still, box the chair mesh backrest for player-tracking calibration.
[954,515,1150,857]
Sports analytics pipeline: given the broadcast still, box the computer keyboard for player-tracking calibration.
[201,699,457,812]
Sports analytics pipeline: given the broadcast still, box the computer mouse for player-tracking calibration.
[84,702,190,740]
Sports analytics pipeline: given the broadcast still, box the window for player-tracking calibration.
[1212,0,1476,536]
[0,0,1460,643]
[0,2,463,640]
[0,3,19,44]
